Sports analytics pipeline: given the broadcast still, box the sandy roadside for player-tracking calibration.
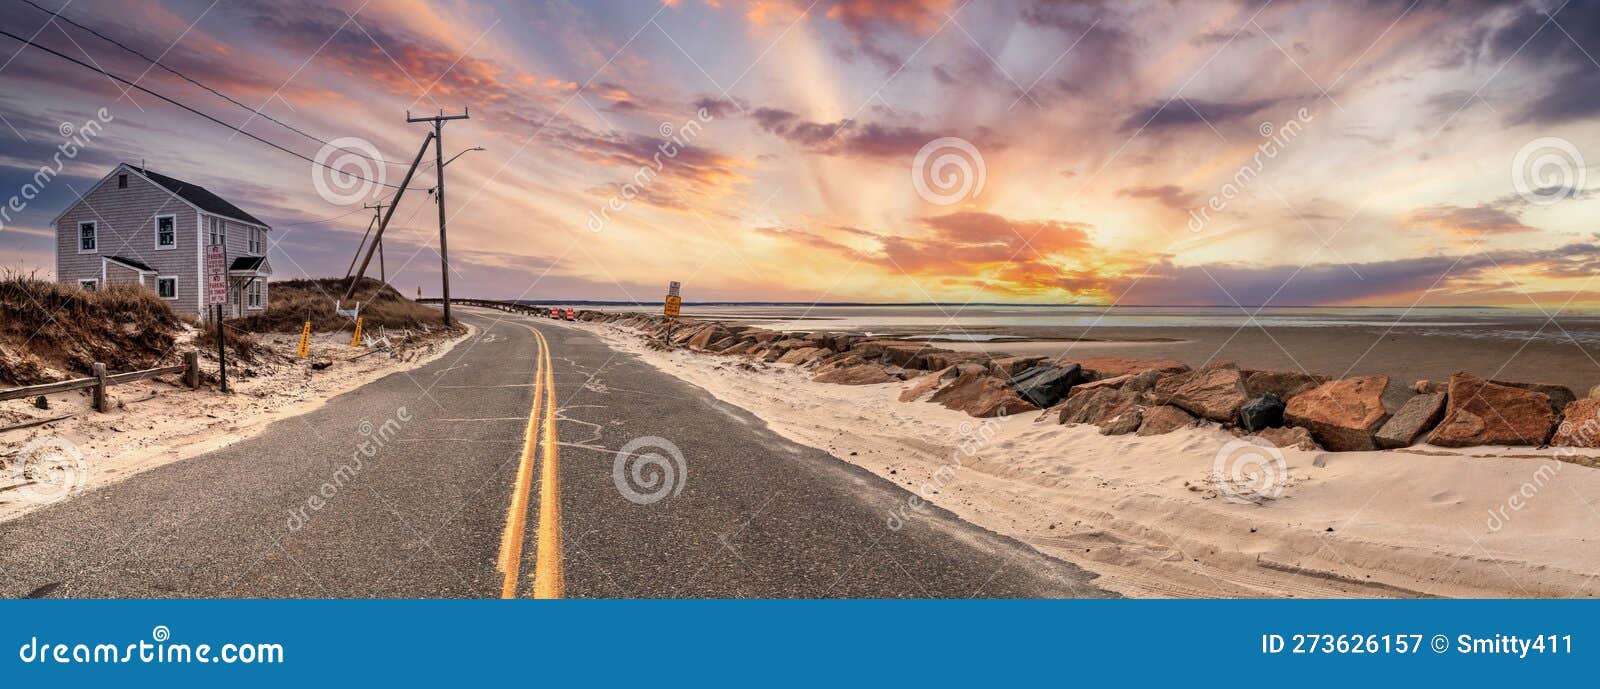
[575,320,1600,599]
[0,325,472,524]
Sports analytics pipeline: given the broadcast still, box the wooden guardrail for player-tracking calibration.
[417,297,548,315]
[0,351,200,412]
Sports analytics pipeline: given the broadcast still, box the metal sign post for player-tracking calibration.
[663,281,682,342]
[205,244,229,392]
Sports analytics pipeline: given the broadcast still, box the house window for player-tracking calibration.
[78,221,96,252]
[118,174,127,189]
[157,277,178,299]
[208,216,226,245]
[248,228,263,255]
[155,214,176,249]
[78,279,97,292]
[246,280,263,309]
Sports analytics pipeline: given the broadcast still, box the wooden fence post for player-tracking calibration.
[92,362,109,412]
[184,351,200,389]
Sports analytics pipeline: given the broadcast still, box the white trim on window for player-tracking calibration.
[156,276,179,300]
[154,213,178,250]
[246,279,264,310]
[77,220,97,254]
[78,279,98,292]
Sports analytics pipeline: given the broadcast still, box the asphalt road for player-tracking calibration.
[0,308,1112,598]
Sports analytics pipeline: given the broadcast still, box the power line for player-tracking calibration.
[0,27,421,190]
[12,0,406,168]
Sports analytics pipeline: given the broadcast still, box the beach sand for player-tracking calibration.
[579,320,1600,598]
[0,326,471,524]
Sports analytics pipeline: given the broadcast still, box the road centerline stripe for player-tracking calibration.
[531,327,565,599]
[496,326,545,599]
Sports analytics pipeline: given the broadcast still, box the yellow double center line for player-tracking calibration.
[497,324,563,598]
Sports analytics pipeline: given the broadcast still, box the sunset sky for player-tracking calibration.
[2,0,1598,305]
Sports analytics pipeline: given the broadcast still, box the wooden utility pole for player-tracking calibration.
[344,131,434,302]
[407,108,470,327]
[364,201,389,286]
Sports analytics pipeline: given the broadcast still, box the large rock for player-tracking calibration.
[1551,398,1600,447]
[1427,372,1555,447]
[1136,405,1196,436]
[1244,370,1328,400]
[812,362,895,385]
[1374,393,1446,449]
[1072,356,1190,378]
[899,366,954,402]
[1490,379,1576,414]
[685,325,729,350]
[1057,387,1139,426]
[929,371,1039,418]
[776,346,823,365]
[1257,426,1320,451]
[1152,364,1248,422]
[1072,374,1132,392]
[1010,364,1083,408]
[1284,376,1390,451]
[989,355,1046,377]
[1098,405,1145,435]
[1123,369,1166,393]
[1238,393,1285,432]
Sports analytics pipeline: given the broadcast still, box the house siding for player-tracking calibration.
[55,169,202,316]
[207,215,270,317]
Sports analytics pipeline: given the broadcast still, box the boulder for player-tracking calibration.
[1490,379,1576,414]
[1123,369,1166,393]
[924,350,984,371]
[1098,405,1146,435]
[899,366,954,402]
[1243,370,1328,400]
[1551,398,1600,448]
[1257,426,1320,451]
[1412,379,1439,395]
[1374,393,1446,449]
[776,347,823,365]
[928,371,1038,418]
[1152,364,1248,422]
[685,325,729,350]
[1010,364,1084,408]
[989,355,1046,377]
[812,362,896,385]
[1057,387,1139,426]
[1072,374,1133,392]
[1238,393,1285,432]
[1284,376,1390,451]
[1589,384,1600,400]
[721,341,758,356]
[1136,405,1196,436]
[1071,356,1190,378]
[1427,372,1555,447]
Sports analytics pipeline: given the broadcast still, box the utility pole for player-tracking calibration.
[407,108,470,327]
[344,131,434,302]
[364,201,389,287]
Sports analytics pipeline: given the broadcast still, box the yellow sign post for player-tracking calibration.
[296,321,311,357]
[663,294,682,318]
[351,317,364,347]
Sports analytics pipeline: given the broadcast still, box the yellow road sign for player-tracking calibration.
[296,321,311,357]
[663,294,681,317]
[351,317,364,347]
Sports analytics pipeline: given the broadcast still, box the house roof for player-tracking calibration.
[106,255,155,272]
[129,165,270,228]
